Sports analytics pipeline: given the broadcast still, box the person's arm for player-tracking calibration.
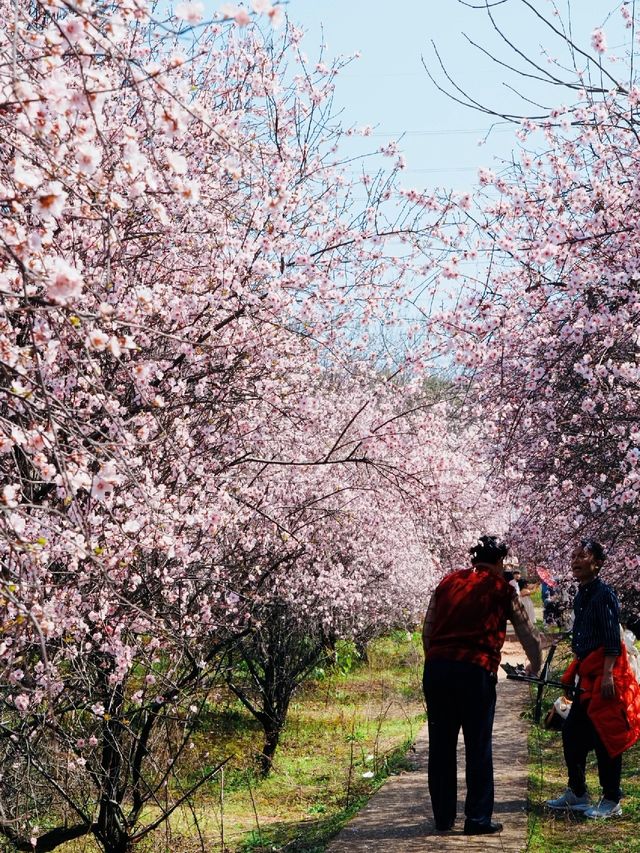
[600,590,621,698]
[508,592,543,675]
[422,590,438,657]
[601,655,617,699]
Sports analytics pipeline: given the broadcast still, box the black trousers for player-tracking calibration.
[563,694,622,802]
[423,658,497,828]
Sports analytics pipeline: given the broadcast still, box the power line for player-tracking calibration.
[406,166,479,173]
[348,166,480,174]
[363,127,516,137]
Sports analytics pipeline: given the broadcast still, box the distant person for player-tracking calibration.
[546,539,640,819]
[541,580,554,624]
[513,569,536,625]
[505,568,519,595]
[542,578,573,629]
[536,565,557,625]
[422,535,542,836]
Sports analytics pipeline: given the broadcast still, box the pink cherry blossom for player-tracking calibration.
[1,485,19,508]
[45,257,84,304]
[175,1,204,24]
[87,329,109,350]
[591,27,607,54]
[267,5,283,27]
[13,695,29,713]
[166,149,188,174]
[234,8,251,26]
[60,15,86,44]
[75,144,102,176]
[90,462,121,501]
[13,157,42,189]
[33,182,67,218]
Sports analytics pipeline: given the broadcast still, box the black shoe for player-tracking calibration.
[434,823,454,832]
[463,820,503,835]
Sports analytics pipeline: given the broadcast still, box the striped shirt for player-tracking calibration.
[572,577,621,659]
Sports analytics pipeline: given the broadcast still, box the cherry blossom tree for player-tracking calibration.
[0,0,504,849]
[219,385,501,774]
[427,1,640,602]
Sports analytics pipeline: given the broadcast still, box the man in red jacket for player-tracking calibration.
[546,539,640,819]
[422,535,542,836]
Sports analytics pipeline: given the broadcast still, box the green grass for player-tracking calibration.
[527,641,640,852]
[55,631,425,853]
[33,630,640,853]
[530,585,543,608]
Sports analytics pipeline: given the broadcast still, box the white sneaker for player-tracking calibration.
[584,799,622,819]
[545,788,591,811]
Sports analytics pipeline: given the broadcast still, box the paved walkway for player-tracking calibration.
[327,641,531,852]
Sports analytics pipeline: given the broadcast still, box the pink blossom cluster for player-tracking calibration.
[0,0,500,846]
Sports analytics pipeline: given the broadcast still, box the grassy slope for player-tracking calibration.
[53,632,425,853]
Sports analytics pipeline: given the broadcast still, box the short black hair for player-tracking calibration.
[580,538,606,564]
[469,535,509,566]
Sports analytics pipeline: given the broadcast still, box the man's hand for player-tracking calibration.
[525,661,540,677]
[601,672,616,699]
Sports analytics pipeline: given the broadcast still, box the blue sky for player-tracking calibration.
[290,1,629,193]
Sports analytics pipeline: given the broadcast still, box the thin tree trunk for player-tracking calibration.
[258,725,281,777]
[96,799,130,853]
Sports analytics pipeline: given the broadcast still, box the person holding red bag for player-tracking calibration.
[546,539,640,819]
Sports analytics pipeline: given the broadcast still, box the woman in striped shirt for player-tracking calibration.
[546,539,624,819]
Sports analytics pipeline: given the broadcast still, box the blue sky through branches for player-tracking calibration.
[294,1,630,192]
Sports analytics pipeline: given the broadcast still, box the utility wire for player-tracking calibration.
[363,126,516,137]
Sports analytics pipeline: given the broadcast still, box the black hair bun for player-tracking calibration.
[469,535,510,565]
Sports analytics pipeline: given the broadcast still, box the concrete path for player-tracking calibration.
[326,641,531,852]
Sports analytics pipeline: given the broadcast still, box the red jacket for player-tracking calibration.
[562,645,640,758]
[425,567,513,674]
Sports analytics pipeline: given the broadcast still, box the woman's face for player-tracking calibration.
[571,546,599,585]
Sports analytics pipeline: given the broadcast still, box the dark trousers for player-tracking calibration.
[563,694,622,802]
[423,659,497,828]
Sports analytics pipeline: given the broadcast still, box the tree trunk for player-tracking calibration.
[95,675,129,853]
[355,638,369,665]
[96,798,131,853]
[258,725,281,777]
